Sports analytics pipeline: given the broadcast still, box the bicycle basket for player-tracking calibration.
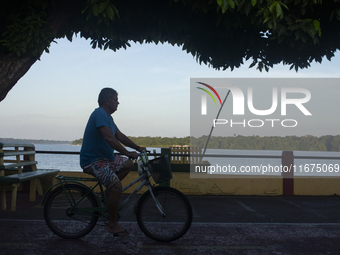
[147,155,172,183]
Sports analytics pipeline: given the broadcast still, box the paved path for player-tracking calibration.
[0,220,340,254]
[0,193,340,254]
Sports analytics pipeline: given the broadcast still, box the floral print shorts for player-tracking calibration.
[82,156,128,189]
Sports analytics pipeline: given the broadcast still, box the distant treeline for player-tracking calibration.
[72,135,340,151]
[191,135,340,151]
[0,138,71,145]
[71,137,190,147]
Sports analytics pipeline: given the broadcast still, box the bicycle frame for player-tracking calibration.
[42,152,192,242]
[119,171,166,217]
[42,168,166,218]
[42,176,107,215]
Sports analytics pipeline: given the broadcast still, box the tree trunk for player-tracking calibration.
[0,53,38,102]
[0,0,79,103]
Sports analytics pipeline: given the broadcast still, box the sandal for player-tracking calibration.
[112,228,130,237]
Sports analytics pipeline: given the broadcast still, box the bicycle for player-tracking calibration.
[42,151,193,242]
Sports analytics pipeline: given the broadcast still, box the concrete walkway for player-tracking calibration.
[0,192,340,254]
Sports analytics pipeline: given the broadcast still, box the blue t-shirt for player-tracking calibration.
[80,107,118,167]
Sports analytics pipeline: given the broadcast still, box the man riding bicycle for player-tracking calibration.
[80,88,146,237]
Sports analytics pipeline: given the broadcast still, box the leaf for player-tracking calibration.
[221,0,229,13]
[106,5,114,19]
[66,32,73,42]
[227,0,235,9]
[313,20,320,30]
[99,2,107,13]
[81,5,89,14]
[104,41,109,50]
[295,31,301,40]
[312,55,321,63]
[251,0,257,7]
[276,3,282,18]
[263,17,271,24]
[92,4,100,16]
[91,40,97,49]
[269,1,276,13]
[112,5,120,18]
[313,20,321,36]
[244,2,252,15]
[249,61,256,68]
[278,25,286,37]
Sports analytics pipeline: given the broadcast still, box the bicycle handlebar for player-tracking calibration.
[139,150,149,166]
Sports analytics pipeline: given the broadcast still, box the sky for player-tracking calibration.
[0,36,339,141]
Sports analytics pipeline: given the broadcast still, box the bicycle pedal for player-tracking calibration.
[97,194,106,204]
[102,212,109,225]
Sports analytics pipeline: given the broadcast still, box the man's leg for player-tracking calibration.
[107,181,124,234]
[105,159,133,199]
[106,159,134,235]
[116,159,133,181]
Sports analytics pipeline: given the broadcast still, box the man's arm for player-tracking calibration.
[98,126,139,159]
[115,129,147,153]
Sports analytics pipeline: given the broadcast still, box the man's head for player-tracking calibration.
[98,88,118,106]
[98,88,119,114]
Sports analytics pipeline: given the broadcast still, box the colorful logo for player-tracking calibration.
[196,82,222,106]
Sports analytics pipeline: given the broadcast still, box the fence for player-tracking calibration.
[33,146,340,196]
[170,147,205,164]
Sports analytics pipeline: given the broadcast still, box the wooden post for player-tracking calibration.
[281,151,294,196]
[160,148,171,187]
[24,146,35,172]
[170,147,180,164]
[15,146,22,173]
[29,179,37,202]
[0,146,6,210]
[11,184,19,211]
[190,147,202,164]
[1,186,6,210]
[24,145,41,200]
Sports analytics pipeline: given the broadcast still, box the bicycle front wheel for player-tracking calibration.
[136,186,193,242]
[44,184,99,239]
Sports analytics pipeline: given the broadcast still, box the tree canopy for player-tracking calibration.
[1,0,339,102]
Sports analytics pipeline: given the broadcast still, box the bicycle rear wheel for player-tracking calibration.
[136,186,192,242]
[44,184,99,239]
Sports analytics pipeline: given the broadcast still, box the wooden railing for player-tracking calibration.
[170,146,202,164]
[34,148,340,196]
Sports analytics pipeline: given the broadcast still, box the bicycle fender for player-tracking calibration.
[42,181,94,205]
